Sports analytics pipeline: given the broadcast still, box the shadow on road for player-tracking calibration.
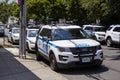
[0,47,41,80]
[58,65,108,75]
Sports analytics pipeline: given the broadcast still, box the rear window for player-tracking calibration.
[113,27,120,32]
[84,27,93,30]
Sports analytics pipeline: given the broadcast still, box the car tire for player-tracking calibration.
[106,37,112,47]
[26,42,31,53]
[94,60,103,67]
[7,37,10,42]
[49,54,59,71]
[36,50,42,61]
[11,38,14,44]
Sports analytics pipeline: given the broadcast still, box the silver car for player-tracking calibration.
[7,27,20,44]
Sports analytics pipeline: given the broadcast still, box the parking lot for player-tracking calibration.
[0,35,120,80]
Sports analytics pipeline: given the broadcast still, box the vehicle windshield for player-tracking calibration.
[52,28,89,40]
[28,30,38,37]
[94,27,105,31]
[13,29,20,33]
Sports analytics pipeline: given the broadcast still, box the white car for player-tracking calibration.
[105,25,120,47]
[83,25,106,42]
[7,27,20,44]
[35,24,104,71]
[26,28,39,52]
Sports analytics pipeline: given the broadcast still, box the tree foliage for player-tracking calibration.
[0,0,19,23]
[1,0,120,25]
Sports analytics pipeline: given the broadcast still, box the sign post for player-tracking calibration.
[19,0,26,59]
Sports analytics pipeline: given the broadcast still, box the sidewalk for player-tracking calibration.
[0,47,68,80]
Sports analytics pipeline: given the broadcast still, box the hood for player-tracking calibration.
[94,32,105,35]
[52,39,100,48]
[13,33,19,37]
[26,37,36,43]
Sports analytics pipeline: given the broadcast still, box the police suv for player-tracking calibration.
[26,27,39,52]
[83,25,106,42]
[35,24,103,71]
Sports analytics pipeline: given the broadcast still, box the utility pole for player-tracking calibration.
[19,0,26,59]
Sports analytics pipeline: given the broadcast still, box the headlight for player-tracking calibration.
[13,35,18,38]
[58,47,71,52]
[96,33,105,36]
[96,45,102,50]
[30,41,35,44]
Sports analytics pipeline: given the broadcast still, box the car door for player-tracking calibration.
[37,28,51,57]
[112,27,120,42]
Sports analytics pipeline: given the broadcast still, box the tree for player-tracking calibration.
[26,0,48,24]
[81,0,109,24]
[107,0,120,24]
[0,0,19,23]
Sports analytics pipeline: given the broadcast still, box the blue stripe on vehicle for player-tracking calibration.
[37,36,58,48]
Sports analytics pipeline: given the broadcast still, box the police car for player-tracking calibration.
[35,24,103,71]
[7,27,20,44]
[83,25,106,42]
[26,27,39,52]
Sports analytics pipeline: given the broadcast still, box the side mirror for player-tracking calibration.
[43,36,51,41]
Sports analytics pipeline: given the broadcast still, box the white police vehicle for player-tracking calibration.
[36,24,103,71]
[7,27,20,44]
[83,25,106,42]
[26,28,39,52]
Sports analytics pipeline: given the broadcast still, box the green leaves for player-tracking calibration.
[0,1,19,23]
[0,0,120,25]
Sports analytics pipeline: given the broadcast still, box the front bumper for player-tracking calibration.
[97,36,105,42]
[56,50,103,68]
[29,43,35,51]
[13,38,19,43]
[57,59,103,68]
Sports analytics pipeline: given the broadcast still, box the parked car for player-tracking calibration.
[0,25,4,36]
[84,30,94,38]
[83,25,106,42]
[7,27,20,44]
[105,25,120,47]
[26,27,39,52]
[35,24,104,71]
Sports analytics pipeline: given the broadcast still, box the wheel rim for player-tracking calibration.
[107,38,111,46]
[50,56,55,69]
[50,54,57,70]
[27,43,30,51]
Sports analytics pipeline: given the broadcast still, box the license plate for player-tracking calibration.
[82,57,90,63]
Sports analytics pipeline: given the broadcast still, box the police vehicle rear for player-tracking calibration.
[26,27,39,52]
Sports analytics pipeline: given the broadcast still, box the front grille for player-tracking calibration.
[70,46,96,55]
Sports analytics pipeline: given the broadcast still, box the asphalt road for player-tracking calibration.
[0,36,120,80]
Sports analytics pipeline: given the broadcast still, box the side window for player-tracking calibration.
[84,27,92,31]
[107,27,112,31]
[9,29,12,32]
[40,29,51,38]
[113,27,120,32]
